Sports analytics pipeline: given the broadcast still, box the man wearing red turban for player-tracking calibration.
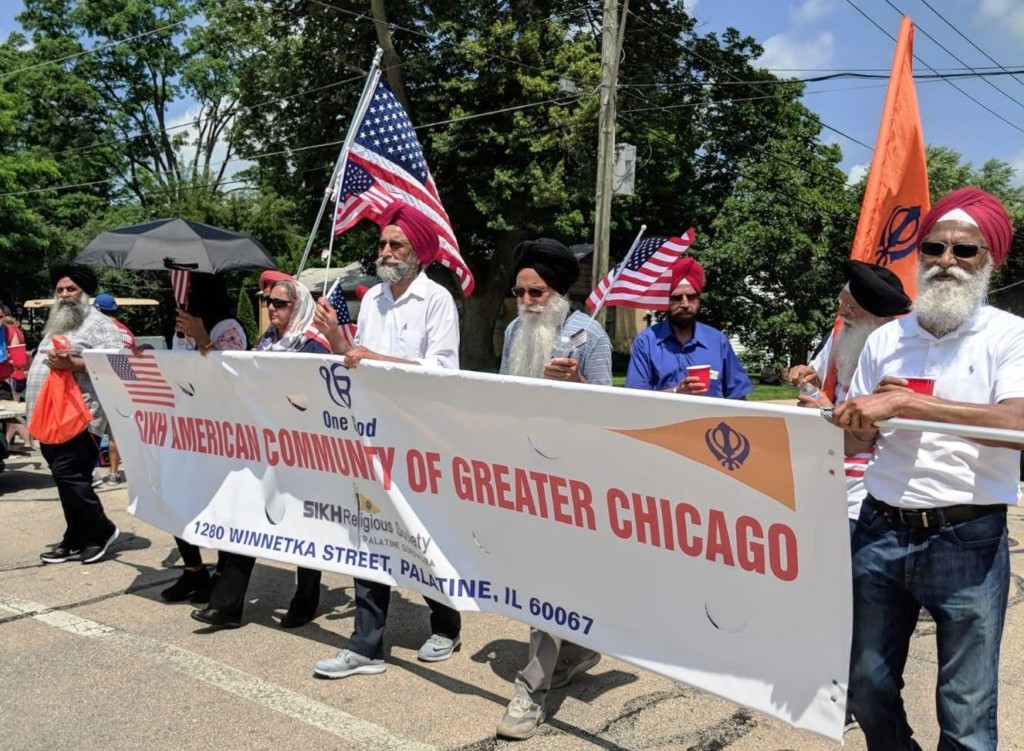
[624,255,752,399]
[835,187,1023,750]
[311,199,462,679]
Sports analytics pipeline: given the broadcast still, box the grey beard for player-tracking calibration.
[43,297,91,337]
[506,294,571,379]
[376,255,419,285]
[833,319,882,385]
[914,261,992,338]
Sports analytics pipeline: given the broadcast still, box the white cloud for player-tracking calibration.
[792,0,834,25]
[1009,148,1024,187]
[846,163,869,186]
[977,0,1024,38]
[756,31,835,73]
[683,0,699,14]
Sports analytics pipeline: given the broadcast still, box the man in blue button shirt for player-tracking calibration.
[625,256,752,399]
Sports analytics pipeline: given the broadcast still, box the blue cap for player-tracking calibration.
[93,293,117,312]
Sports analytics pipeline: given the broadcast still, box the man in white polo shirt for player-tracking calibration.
[834,187,1024,751]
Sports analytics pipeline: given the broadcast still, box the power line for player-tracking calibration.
[0,20,187,80]
[842,0,1024,136]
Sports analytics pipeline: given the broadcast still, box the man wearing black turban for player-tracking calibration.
[496,238,611,740]
[25,262,124,565]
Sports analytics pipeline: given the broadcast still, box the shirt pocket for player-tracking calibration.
[397,326,426,360]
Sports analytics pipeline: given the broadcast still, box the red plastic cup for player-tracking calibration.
[686,365,712,390]
[904,377,935,395]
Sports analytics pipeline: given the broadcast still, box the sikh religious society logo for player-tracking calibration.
[612,416,796,511]
[875,204,922,266]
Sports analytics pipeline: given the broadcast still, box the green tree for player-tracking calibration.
[236,286,258,345]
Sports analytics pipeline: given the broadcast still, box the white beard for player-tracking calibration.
[833,319,883,385]
[914,260,992,338]
[43,297,91,338]
[505,294,571,379]
[376,255,419,285]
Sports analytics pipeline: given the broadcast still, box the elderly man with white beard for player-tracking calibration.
[26,263,125,565]
[494,238,611,740]
[791,260,911,533]
[833,187,1024,751]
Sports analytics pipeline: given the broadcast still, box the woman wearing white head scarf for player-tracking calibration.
[191,277,330,629]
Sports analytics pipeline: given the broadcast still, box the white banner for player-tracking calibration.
[86,350,851,740]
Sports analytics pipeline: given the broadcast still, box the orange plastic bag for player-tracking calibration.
[28,335,93,445]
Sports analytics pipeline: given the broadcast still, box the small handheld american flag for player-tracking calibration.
[586,229,695,313]
[170,269,191,307]
[305,279,358,347]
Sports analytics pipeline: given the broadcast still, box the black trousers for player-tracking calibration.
[40,430,114,549]
[208,551,321,617]
[348,578,461,660]
[174,537,205,568]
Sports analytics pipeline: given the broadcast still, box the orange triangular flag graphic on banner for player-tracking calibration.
[612,416,796,511]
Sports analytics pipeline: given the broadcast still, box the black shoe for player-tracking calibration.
[161,567,212,603]
[191,607,242,629]
[81,525,119,564]
[40,545,82,564]
[280,605,318,629]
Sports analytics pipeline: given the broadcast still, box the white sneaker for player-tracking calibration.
[417,633,461,662]
[313,649,385,678]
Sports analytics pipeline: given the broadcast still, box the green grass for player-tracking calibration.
[610,375,798,401]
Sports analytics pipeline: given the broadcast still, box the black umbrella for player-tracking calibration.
[75,218,277,273]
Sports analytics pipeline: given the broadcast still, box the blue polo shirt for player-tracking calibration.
[625,319,753,399]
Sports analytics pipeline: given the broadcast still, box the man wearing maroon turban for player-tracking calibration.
[311,199,462,679]
[624,255,752,399]
[835,187,1023,750]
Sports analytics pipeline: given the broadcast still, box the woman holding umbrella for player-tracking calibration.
[188,275,329,629]
[159,273,248,603]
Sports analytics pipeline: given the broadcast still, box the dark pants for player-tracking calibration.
[174,537,205,568]
[40,430,114,549]
[348,578,461,660]
[208,551,321,617]
[849,501,1008,751]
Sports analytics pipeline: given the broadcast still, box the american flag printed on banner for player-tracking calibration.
[107,354,176,409]
[304,279,358,347]
[170,269,191,306]
[332,80,475,296]
[586,229,696,312]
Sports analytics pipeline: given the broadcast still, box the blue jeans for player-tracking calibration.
[849,502,1009,751]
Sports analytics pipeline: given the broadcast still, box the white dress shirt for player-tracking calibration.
[848,305,1024,508]
[355,272,460,369]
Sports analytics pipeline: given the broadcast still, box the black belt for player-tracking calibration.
[865,496,1005,530]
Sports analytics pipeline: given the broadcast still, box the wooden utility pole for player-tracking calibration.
[592,0,628,328]
[370,0,410,111]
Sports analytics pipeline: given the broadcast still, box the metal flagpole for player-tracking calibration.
[818,411,1024,445]
[590,223,646,319]
[294,47,385,278]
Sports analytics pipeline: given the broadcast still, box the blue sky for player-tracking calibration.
[691,0,1024,184]
[4,1,1024,185]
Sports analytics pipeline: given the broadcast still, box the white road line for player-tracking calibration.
[0,595,436,751]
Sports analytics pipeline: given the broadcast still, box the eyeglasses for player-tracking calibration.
[669,292,700,303]
[377,239,411,252]
[512,286,549,299]
[266,297,293,309]
[919,241,988,259]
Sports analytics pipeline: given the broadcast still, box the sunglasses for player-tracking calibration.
[377,239,410,252]
[669,292,700,303]
[266,297,293,309]
[512,286,549,299]
[919,241,988,259]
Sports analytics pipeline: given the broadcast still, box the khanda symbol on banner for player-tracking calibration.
[704,422,751,471]
[875,205,922,266]
[319,363,352,408]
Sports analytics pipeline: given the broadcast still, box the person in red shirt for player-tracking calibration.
[0,303,33,452]
[92,294,135,484]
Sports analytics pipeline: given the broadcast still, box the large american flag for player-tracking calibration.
[332,80,474,296]
[107,354,176,409]
[586,229,696,312]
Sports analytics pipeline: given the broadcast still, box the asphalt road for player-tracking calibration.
[2,452,1024,751]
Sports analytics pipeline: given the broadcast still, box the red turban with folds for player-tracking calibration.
[918,187,1013,269]
[355,284,370,301]
[378,200,440,266]
[668,256,704,295]
[259,270,293,294]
